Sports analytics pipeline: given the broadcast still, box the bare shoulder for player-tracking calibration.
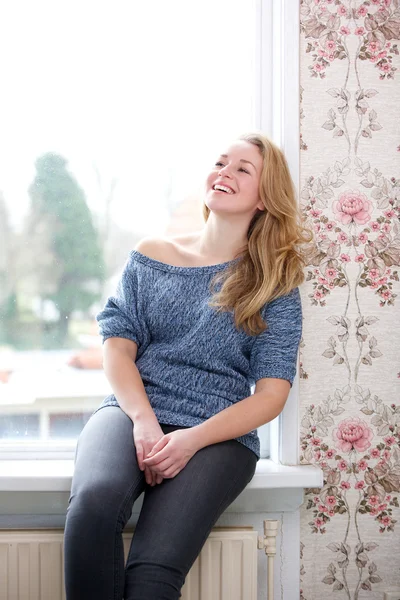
[134,233,201,261]
[133,237,167,261]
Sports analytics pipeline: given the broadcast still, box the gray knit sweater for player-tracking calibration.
[94,250,303,459]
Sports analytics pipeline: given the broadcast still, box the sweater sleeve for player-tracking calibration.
[249,287,303,387]
[96,254,144,348]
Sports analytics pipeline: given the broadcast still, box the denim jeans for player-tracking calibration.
[63,406,257,600]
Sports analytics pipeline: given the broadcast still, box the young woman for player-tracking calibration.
[63,132,313,599]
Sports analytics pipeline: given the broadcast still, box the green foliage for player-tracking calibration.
[28,152,105,342]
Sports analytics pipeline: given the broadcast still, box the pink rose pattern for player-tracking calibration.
[300,390,400,596]
[302,185,400,310]
[299,1,400,598]
[333,417,374,452]
[301,0,399,81]
[333,191,372,225]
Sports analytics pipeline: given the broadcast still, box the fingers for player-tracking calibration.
[135,441,144,471]
[151,469,163,486]
[144,466,164,486]
[144,462,177,483]
[143,446,169,466]
[151,468,158,486]
[144,466,154,486]
[132,430,170,485]
[144,458,175,484]
[165,467,181,479]
[147,435,169,458]
[146,457,175,477]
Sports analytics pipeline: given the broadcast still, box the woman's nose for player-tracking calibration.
[219,164,232,177]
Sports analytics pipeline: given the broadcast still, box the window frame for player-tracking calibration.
[255,0,301,465]
[0,0,300,465]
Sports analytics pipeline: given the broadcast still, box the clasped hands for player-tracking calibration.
[134,420,203,486]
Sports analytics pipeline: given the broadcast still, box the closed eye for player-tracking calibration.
[215,161,250,174]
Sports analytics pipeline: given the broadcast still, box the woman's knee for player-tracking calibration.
[68,475,142,529]
[70,479,117,513]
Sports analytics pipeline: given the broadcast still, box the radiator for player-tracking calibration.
[0,527,258,600]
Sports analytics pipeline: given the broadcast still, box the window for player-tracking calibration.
[49,413,93,438]
[0,0,300,463]
[0,414,40,439]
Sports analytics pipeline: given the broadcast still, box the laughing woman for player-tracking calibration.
[63,132,313,600]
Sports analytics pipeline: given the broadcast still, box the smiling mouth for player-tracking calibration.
[212,184,235,194]
[211,187,236,196]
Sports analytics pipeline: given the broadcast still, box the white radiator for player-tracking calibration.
[0,528,258,600]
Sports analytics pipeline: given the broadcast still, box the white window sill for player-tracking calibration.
[0,458,323,492]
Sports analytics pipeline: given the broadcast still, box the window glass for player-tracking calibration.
[0,0,259,447]
[0,414,40,439]
[49,413,93,439]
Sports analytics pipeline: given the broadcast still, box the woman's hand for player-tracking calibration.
[142,428,202,479]
[133,418,166,486]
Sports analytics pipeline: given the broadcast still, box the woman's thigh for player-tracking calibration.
[68,406,145,525]
[67,409,192,522]
[125,439,257,574]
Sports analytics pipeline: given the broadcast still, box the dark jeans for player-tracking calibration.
[63,406,257,600]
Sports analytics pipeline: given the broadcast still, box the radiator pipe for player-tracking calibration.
[258,519,279,599]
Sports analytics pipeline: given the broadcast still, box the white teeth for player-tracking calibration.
[213,185,234,194]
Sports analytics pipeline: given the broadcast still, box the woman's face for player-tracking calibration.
[204,140,264,216]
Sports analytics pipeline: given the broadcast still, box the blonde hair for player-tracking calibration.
[202,132,314,336]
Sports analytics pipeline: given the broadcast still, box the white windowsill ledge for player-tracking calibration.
[0,458,323,492]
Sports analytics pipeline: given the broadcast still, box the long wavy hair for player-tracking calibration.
[203,132,314,336]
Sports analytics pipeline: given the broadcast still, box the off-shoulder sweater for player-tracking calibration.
[94,250,303,459]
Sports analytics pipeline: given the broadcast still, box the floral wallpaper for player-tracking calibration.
[299,0,400,598]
